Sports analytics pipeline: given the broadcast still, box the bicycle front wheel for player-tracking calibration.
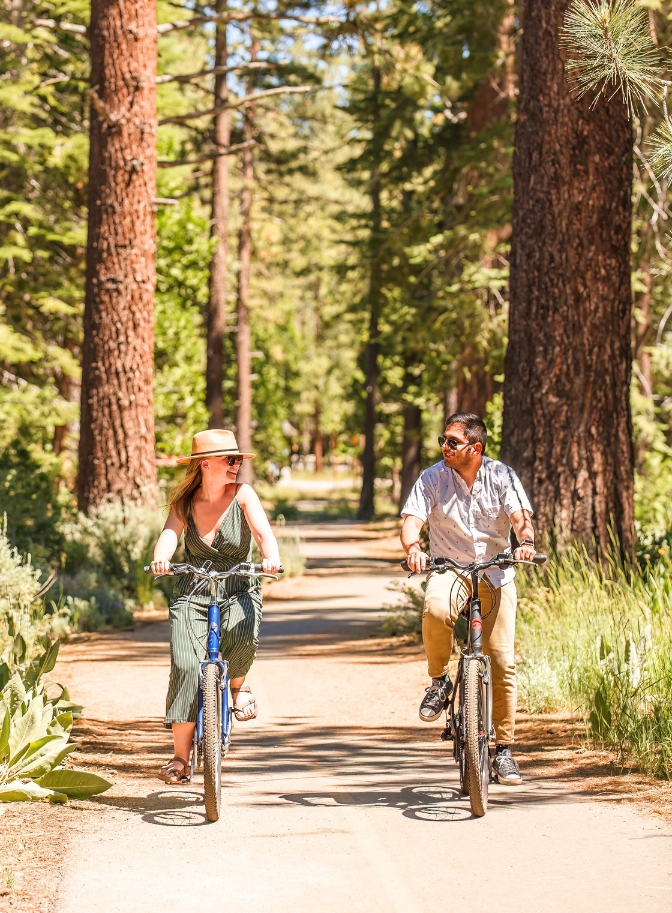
[202,663,222,822]
[464,658,489,817]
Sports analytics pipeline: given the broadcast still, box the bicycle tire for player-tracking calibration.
[464,658,488,817]
[202,663,222,822]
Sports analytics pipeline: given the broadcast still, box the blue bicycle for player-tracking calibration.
[145,560,282,822]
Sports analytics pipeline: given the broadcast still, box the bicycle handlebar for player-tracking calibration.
[401,551,547,575]
[143,561,284,580]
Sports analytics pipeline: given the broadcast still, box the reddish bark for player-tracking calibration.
[235,35,259,485]
[501,0,635,558]
[78,0,157,511]
[206,1,230,429]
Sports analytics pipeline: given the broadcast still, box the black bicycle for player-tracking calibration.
[402,551,546,817]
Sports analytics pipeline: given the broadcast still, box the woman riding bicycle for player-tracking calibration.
[151,429,281,784]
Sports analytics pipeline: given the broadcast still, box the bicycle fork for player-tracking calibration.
[190,594,234,780]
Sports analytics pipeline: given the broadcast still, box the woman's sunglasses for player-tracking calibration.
[226,456,244,466]
[438,436,471,451]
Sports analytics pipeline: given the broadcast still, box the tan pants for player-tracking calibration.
[422,570,517,744]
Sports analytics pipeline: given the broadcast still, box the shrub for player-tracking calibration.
[0,518,65,668]
[59,499,165,625]
[382,581,425,637]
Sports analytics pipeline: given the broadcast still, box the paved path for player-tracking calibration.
[54,526,672,913]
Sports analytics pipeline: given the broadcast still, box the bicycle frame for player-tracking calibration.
[448,568,495,778]
[191,575,233,782]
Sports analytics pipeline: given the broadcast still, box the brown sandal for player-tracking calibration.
[231,685,257,721]
[158,756,189,784]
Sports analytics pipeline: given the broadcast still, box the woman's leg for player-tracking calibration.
[172,722,195,763]
[162,599,204,777]
[222,589,262,720]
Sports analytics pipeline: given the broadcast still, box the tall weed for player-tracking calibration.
[517,546,672,778]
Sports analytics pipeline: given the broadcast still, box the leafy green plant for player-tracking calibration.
[382,581,426,637]
[0,640,110,804]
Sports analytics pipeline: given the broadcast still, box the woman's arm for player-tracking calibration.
[150,508,184,574]
[238,484,281,574]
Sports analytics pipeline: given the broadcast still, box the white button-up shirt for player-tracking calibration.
[401,456,533,587]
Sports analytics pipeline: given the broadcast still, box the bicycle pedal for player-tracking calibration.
[440,725,453,742]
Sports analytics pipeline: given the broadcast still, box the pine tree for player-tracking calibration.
[77,0,158,510]
[501,0,635,558]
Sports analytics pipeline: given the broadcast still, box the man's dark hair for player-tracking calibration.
[444,412,487,452]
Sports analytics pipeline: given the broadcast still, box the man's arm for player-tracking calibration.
[510,509,536,561]
[401,514,429,572]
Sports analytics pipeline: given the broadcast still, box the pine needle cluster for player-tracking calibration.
[648,119,672,181]
[560,0,661,115]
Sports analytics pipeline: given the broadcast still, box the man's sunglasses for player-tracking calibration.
[226,456,243,466]
[438,436,471,451]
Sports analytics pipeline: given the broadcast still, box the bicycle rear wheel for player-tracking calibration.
[202,663,222,822]
[464,658,489,817]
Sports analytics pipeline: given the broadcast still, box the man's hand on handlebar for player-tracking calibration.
[406,548,429,574]
[150,559,173,575]
[513,544,536,562]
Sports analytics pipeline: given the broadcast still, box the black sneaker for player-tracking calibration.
[493,746,522,785]
[419,677,452,722]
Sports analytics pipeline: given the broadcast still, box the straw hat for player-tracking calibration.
[176,429,255,465]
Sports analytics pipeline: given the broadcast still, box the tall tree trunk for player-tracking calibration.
[78,0,157,512]
[313,403,323,473]
[205,0,230,429]
[398,363,422,510]
[501,0,635,559]
[235,35,258,485]
[357,64,382,521]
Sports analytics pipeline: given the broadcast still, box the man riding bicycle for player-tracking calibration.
[400,411,536,786]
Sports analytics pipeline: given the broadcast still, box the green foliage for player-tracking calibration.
[516,546,672,778]
[0,640,110,804]
[382,580,425,637]
[561,0,661,114]
[59,500,166,623]
[0,518,67,670]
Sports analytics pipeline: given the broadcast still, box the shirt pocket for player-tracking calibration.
[473,502,501,523]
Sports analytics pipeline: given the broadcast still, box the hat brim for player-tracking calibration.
[175,450,255,465]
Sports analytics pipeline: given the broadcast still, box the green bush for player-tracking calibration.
[516,547,672,778]
[382,581,425,636]
[59,500,165,626]
[0,518,67,669]
[271,499,300,521]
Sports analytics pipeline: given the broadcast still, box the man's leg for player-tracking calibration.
[419,570,467,721]
[482,581,521,784]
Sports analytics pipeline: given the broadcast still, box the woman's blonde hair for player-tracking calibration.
[167,459,203,524]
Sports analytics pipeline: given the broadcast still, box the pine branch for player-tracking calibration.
[560,0,662,115]
[648,120,672,180]
[158,85,312,126]
[156,60,290,85]
[157,140,256,168]
[33,18,88,35]
[157,10,342,35]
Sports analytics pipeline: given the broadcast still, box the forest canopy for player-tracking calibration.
[1,0,672,563]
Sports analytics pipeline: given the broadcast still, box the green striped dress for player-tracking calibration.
[164,490,262,728]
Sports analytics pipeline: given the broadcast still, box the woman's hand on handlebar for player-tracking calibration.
[406,549,429,574]
[261,557,281,575]
[150,559,173,575]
